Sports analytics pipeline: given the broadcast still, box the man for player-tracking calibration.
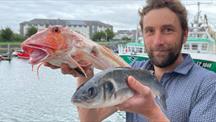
[45,0,216,121]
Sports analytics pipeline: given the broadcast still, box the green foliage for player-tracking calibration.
[92,31,105,41]
[26,26,38,38]
[0,27,25,42]
[92,29,115,41]
[13,33,25,42]
[105,29,115,41]
[0,27,14,41]
[122,36,131,41]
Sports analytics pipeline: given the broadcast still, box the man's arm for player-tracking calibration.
[45,63,169,121]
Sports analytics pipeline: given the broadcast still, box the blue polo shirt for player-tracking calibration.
[126,54,216,122]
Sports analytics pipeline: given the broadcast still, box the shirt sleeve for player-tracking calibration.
[189,78,216,122]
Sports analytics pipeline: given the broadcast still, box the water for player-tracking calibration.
[0,58,125,122]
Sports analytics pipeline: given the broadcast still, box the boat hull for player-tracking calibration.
[119,54,216,73]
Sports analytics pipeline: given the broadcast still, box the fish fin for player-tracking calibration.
[156,92,167,111]
[67,55,87,77]
[115,67,132,69]
[32,65,34,71]
[101,45,114,54]
[36,63,44,80]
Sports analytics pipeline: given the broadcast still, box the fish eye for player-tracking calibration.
[52,27,61,33]
[87,87,96,98]
[104,82,114,92]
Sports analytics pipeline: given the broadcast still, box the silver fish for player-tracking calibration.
[72,67,167,110]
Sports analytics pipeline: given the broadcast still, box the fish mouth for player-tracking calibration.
[71,95,96,108]
[22,44,52,64]
[72,97,82,103]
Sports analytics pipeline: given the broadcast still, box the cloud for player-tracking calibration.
[0,0,144,33]
[0,0,216,33]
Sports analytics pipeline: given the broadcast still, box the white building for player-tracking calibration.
[20,19,113,39]
[114,30,137,41]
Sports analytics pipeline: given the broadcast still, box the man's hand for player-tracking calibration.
[44,62,94,86]
[116,76,169,122]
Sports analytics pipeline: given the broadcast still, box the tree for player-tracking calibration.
[92,31,105,41]
[26,26,38,37]
[105,29,115,41]
[0,27,14,41]
[92,29,115,41]
[122,36,131,41]
[13,33,25,42]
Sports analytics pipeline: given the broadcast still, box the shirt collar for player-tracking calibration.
[173,53,194,75]
[143,53,194,75]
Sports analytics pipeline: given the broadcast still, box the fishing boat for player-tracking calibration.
[13,50,30,59]
[17,51,29,59]
[118,42,216,73]
[0,44,12,61]
[118,2,216,73]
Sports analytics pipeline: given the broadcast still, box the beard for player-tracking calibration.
[146,36,183,68]
[147,48,181,68]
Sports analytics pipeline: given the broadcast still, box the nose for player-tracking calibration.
[153,31,164,45]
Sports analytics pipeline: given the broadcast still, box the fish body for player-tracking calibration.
[21,25,129,76]
[72,67,167,110]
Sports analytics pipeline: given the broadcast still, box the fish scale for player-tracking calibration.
[72,67,167,110]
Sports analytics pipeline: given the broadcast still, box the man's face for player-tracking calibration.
[142,8,187,68]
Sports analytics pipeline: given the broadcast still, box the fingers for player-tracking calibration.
[116,98,133,111]
[44,62,93,77]
[44,62,59,69]
[61,63,80,77]
[128,76,151,96]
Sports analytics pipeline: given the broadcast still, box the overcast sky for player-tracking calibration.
[1,0,216,33]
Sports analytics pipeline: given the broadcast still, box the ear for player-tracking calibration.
[182,30,188,44]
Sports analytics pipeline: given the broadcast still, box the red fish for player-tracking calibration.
[21,25,129,77]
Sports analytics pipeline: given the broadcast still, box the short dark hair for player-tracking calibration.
[139,0,188,32]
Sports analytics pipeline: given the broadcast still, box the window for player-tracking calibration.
[184,44,190,50]
[192,44,198,50]
[201,43,208,50]
[138,47,143,53]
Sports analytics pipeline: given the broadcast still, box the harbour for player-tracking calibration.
[0,58,125,122]
[1,1,216,121]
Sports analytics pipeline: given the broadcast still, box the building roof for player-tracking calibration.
[20,19,112,27]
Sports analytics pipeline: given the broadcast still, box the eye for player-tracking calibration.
[144,28,154,36]
[104,82,114,92]
[144,29,154,34]
[162,27,174,34]
[87,87,97,98]
[52,27,61,33]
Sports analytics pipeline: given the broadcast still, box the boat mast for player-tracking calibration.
[197,2,201,25]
